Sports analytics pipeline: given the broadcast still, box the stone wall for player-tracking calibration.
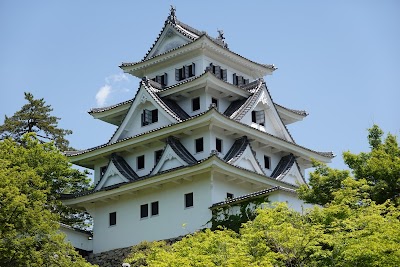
[86,236,183,267]
[87,247,132,267]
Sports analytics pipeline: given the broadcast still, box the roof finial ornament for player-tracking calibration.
[217,29,229,49]
[168,5,177,24]
[217,29,225,41]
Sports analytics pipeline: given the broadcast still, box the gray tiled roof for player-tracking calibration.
[223,98,247,117]
[111,153,139,181]
[166,136,197,164]
[210,186,297,208]
[161,98,190,120]
[120,12,275,71]
[270,154,296,179]
[274,103,308,117]
[223,136,250,163]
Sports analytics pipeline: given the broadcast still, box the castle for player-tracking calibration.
[62,7,333,254]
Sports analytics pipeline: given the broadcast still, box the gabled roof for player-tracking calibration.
[61,155,300,204]
[224,136,251,163]
[166,136,197,164]
[111,153,139,181]
[65,109,334,169]
[271,154,296,180]
[120,9,276,78]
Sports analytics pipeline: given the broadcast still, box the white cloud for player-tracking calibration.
[105,73,129,84]
[95,85,112,107]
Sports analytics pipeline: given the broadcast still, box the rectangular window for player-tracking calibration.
[209,63,227,81]
[151,201,159,216]
[195,137,204,153]
[227,193,234,199]
[140,204,148,218]
[252,110,265,126]
[141,109,158,126]
[109,212,116,226]
[175,63,195,81]
[154,150,163,165]
[100,166,107,177]
[185,192,194,208]
[264,155,271,169]
[137,155,145,170]
[216,138,222,153]
[233,74,249,86]
[192,97,200,111]
[211,97,218,109]
[152,73,168,87]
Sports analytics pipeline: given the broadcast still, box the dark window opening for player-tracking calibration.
[109,212,116,226]
[185,192,194,208]
[209,63,227,81]
[264,155,271,169]
[151,73,168,87]
[175,63,195,81]
[195,138,204,153]
[192,97,200,111]
[137,155,145,170]
[140,204,148,218]
[216,138,222,153]
[151,201,159,216]
[233,73,249,86]
[141,109,158,126]
[252,110,265,126]
[211,97,218,109]
[100,166,107,177]
[154,150,163,165]
[227,193,234,199]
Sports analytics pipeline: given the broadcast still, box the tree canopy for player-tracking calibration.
[121,124,400,267]
[0,137,94,266]
[0,92,72,151]
[298,124,400,206]
[0,134,92,228]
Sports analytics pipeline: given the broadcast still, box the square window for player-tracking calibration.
[195,138,204,153]
[137,155,145,170]
[192,97,200,111]
[154,150,163,165]
[264,155,271,169]
[185,192,194,208]
[252,110,265,126]
[141,109,158,126]
[140,204,148,218]
[109,212,116,226]
[216,138,222,153]
[227,193,234,199]
[151,201,159,216]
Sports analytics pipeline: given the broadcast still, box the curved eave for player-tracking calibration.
[159,71,251,100]
[89,101,133,126]
[120,36,274,78]
[62,155,298,207]
[275,104,308,125]
[67,109,333,169]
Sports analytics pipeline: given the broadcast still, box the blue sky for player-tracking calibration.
[1,0,399,173]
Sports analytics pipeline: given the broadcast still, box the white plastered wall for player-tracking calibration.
[90,175,212,253]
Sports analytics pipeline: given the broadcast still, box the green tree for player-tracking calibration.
[298,124,400,206]
[0,139,95,266]
[0,135,92,228]
[0,92,72,151]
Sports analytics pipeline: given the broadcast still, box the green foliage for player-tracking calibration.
[298,124,400,206]
[132,197,400,266]
[0,92,73,151]
[209,197,268,232]
[0,143,95,267]
[0,135,92,228]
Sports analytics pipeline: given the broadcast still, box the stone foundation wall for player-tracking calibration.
[86,236,183,267]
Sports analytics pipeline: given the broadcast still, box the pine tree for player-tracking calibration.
[0,92,72,151]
